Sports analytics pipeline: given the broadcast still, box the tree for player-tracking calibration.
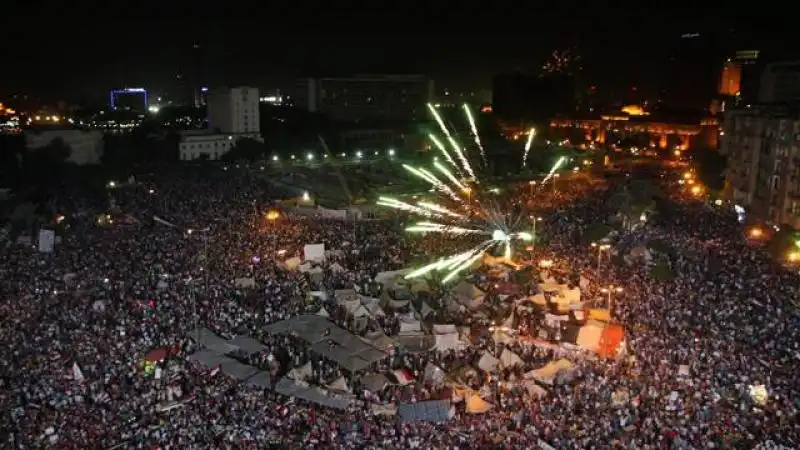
[222,138,266,162]
[650,263,675,281]
[766,225,799,260]
[583,222,613,242]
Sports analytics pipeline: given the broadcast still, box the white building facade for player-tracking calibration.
[180,86,261,161]
[207,86,260,134]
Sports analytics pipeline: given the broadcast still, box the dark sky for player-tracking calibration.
[3,5,796,105]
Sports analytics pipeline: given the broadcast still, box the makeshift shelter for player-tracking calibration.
[423,363,447,384]
[287,363,313,381]
[327,376,351,393]
[361,373,389,392]
[587,308,611,322]
[477,352,499,372]
[524,359,575,385]
[360,331,395,353]
[499,349,523,368]
[465,394,494,414]
[399,319,424,336]
[452,282,485,309]
[434,332,466,352]
[274,379,351,410]
[398,400,454,422]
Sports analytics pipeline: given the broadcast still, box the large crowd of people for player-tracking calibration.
[0,164,797,449]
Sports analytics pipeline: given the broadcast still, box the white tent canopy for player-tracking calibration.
[287,362,313,381]
[499,349,523,368]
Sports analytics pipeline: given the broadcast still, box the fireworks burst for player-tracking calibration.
[377,103,538,284]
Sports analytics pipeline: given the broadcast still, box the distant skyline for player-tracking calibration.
[3,7,795,107]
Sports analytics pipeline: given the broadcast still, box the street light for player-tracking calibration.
[388,149,396,156]
[529,216,542,255]
[749,227,763,239]
[356,151,363,159]
[272,155,279,161]
[600,285,623,312]
[306,153,314,161]
[590,242,611,276]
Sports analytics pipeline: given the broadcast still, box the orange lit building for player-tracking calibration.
[548,110,720,150]
[718,59,742,96]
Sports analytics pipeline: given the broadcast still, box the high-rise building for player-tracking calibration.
[206,87,260,135]
[718,59,742,96]
[759,61,800,103]
[720,105,800,227]
[294,75,433,122]
[735,50,761,105]
[178,86,260,161]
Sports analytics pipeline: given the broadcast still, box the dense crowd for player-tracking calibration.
[0,164,797,449]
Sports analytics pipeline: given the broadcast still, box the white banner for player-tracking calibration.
[38,229,55,253]
[303,243,325,262]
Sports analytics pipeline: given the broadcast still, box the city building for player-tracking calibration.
[759,61,800,103]
[179,86,260,161]
[110,88,148,113]
[178,130,235,161]
[294,75,433,122]
[206,86,260,134]
[24,126,103,165]
[720,104,800,227]
[718,59,742,97]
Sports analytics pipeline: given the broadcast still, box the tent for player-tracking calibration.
[433,324,457,334]
[361,373,389,392]
[287,363,313,381]
[452,282,485,309]
[465,394,494,414]
[399,320,423,336]
[423,363,447,384]
[398,400,454,422]
[524,359,575,385]
[327,376,351,393]
[499,349,523,368]
[434,333,466,352]
[360,331,395,353]
[477,352,499,372]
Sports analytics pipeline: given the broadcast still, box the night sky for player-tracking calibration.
[3,6,795,106]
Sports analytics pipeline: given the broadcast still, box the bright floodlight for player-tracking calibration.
[356,151,363,158]
[306,153,314,161]
[272,155,279,161]
[388,149,396,156]
[492,230,509,242]
[302,192,310,201]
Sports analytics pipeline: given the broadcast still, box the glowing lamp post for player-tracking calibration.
[600,285,623,313]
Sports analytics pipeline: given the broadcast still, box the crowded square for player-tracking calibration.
[1,163,797,450]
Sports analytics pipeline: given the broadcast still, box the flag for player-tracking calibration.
[72,362,84,382]
[153,216,177,228]
[391,368,415,385]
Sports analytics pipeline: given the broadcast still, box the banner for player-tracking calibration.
[38,229,55,253]
[304,244,325,262]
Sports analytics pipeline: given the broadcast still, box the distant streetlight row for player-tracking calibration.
[271,149,396,162]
